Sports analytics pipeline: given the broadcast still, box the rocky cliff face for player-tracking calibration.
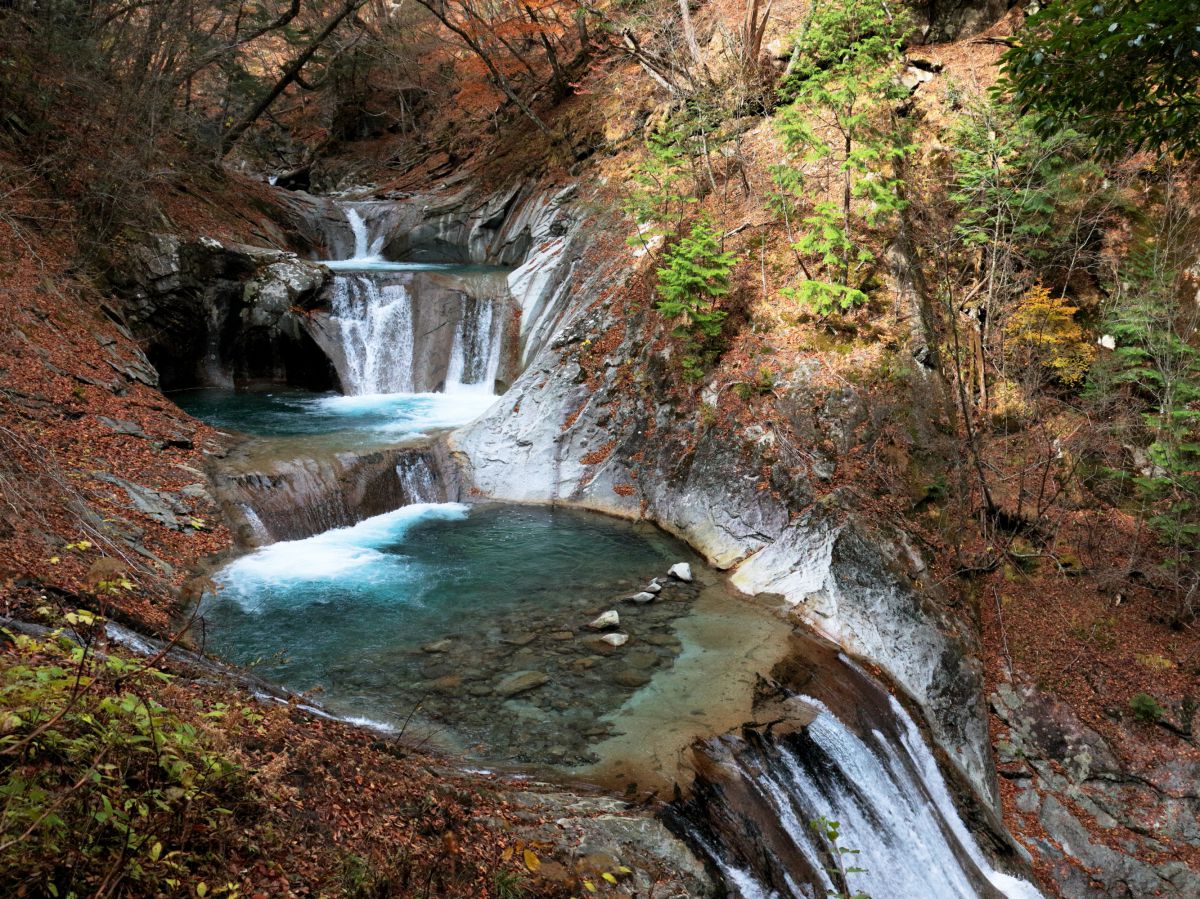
[109,234,334,391]
[450,190,1000,812]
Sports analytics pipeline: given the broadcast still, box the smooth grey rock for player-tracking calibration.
[92,472,186,530]
[644,582,662,594]
[990,682,1120,781]
[625,591,657,604]
[1039,795,1200,898]
[588,610,619,630]
[600,633,628,647]
[97,416,147,438]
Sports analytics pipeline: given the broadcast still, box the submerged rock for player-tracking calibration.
[601,633,629,647]
[588,610,620,630]
[494,671,550,697]
[668,562,693,582]
[613,668,652,689]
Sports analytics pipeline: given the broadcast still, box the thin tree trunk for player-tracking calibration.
[678,0,707,78]
[414,0,555,137]
[219,0,363,156]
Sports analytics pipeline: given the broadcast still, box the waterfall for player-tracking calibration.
[345,207,385,262]
[445,295,501,391]
[396,454,439,503]
[672,655,1043,899]
[314,202,506,397]
[329,275,415,395]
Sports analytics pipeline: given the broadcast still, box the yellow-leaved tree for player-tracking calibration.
[1004,283,1095,385]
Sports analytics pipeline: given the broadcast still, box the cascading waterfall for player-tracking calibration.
[320,205,503,396]
[445,294,500,391]
[346,207,385,262]
[672,652,1043,899]
[329,275,416,395]
[395,453,439,503]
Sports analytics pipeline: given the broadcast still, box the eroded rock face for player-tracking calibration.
[210,442,459,545]
[992,683,1200,898]
[110,234,334,390]
[451,211,997,808]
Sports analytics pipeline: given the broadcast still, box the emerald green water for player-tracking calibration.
[170,387,495,439]
[203,502,702,764]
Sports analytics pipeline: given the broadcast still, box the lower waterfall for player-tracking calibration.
[326,272,502,396]
[670,648,1043,899]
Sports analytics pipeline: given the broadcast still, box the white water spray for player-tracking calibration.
[345,207,386,262]
[329,275,416,395]
[445,295,501,392]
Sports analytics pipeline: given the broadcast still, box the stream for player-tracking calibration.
[176,198,1042,898]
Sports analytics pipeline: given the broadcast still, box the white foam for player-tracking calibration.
[888,694,1045,899]
[218,503,469,607]
[308,390,497,435]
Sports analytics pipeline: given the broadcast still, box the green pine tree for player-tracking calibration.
[623,124,697,250]
[773,0,913,315]
[655,215,738,380]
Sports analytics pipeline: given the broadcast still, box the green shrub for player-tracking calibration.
[1129,692,1166,722]
[0,620,249,897]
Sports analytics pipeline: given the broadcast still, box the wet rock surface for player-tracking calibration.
[109,233,334,391]
[209,439,458,544]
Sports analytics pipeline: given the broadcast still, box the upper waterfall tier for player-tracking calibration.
[301,204,515,397]
[281,183,584,373]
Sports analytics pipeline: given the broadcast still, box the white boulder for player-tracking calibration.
[668,562,693,582]
[589,610,620,630]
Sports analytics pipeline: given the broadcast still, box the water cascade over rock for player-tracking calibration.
[312,206,508,395]
[671,641,1042,899]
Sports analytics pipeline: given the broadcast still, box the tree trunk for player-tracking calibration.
[219,0,363,156]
